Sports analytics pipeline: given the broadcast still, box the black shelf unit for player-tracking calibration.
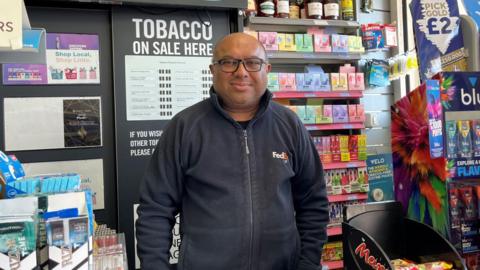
[342,201,466,269]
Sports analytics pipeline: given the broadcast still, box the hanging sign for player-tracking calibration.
[410,0,468,81]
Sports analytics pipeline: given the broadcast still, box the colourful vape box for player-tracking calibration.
[348,35,365,53]
[268,73,279,92]
[331,136,341,162]
[339,64,356,74]
[340,135,351,162]
[358,135,367,160]
[330,73,340,91]
[314,34,331,52]
[258,32,278,51]
[333,105,348,123]
[314,105,323,123]
[278,33,296,51]
[302,106,316,124]
[332,73,348,91]
[311,105,322,118]
[279,73,296,91]
[338,73,348,91]
[348,73,365,90]
[349,135,359,160]
[332,34,349,53]
[348,104,365,122]
[303,73,319,91]
[348,105,357,122]
[356,104,365,122]
[318,73,331,91]
[295,73,305,91]
[295,106,315,124]
[295,34,313,52]
[322,136,333,164]
[318,105,332,124]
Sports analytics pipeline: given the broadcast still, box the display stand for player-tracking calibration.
[342,201,466,269]
[391,72,480,268]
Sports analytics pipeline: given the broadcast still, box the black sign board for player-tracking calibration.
[112,6,230,269]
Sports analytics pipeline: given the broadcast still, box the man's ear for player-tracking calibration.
[265,63,272,73]
[209,64,215,75]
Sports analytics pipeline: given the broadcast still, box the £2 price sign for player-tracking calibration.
[410,0,467,81]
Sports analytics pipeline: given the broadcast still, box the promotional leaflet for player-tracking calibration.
[410,0,468,81]
[3,33,100,85]
[426,80,444,158]
[366,154,394,202]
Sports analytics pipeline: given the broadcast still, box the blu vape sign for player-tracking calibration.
[440,72,480,112]
[410,0,467,81]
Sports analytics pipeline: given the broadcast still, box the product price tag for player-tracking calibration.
[313,20,328,26]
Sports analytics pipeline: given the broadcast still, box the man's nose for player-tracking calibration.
[234,62,249,76]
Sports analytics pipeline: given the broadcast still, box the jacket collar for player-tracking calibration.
[209,86,273,124]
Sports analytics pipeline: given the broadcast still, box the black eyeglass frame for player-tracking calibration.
[212,58,268,73]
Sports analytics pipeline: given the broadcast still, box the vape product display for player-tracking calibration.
[458,120,473,158]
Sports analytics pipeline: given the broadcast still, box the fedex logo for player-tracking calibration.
[272,151,289,161]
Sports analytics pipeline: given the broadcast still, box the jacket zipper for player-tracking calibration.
[243,129,253,270]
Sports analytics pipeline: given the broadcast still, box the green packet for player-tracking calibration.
[0,220,36,257]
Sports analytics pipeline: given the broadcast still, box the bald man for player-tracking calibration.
[136,33,328,270]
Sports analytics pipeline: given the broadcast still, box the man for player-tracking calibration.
[136,32,328,270]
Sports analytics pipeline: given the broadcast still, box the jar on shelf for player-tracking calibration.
[341,0,354,20]
[259,0,275,17]
[307,0,323,19]
[289,0,300,19]
[276,0,290,18]
[323,0,340,20]
[298,0,307,19]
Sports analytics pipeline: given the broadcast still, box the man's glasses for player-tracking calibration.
[212,58,266,73]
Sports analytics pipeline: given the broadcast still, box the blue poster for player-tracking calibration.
[463,0,480,31]
[410,0,468,81]
[426,80,444,158]
[367,154,394,202]
[437,72,480,112]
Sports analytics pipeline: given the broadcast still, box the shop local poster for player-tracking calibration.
[2,33,100,85]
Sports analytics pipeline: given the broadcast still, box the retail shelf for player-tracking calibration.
[328,193,368,203]
[273,91,363,99]
[266,51,362,64]
[322,260,344,269]
[323,161,367,170]
[246,16,360,33]
[327,226,342,236]
[305,123,364,131]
